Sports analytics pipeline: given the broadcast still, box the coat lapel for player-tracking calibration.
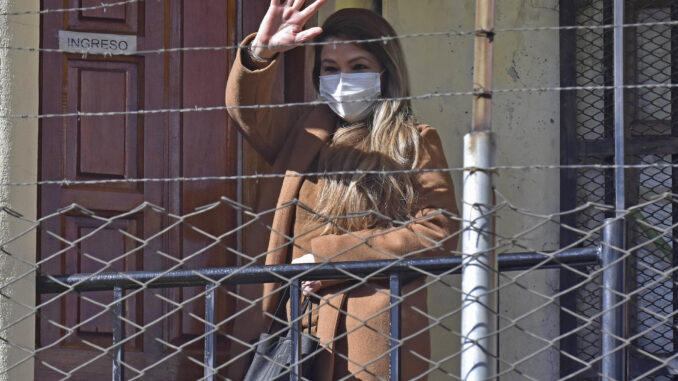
[315,291,347,381]
[262,120,334,312]
[277,123,333,206]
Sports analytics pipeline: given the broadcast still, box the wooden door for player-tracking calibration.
[38,0,238,379]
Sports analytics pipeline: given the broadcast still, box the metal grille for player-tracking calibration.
[628,154,675,379]
[575,0,607,142]
[566,1,678,379]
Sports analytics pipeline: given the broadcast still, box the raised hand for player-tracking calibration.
[251,0,327,59]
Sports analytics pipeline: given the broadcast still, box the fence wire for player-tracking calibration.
[1,188,676,380]
[0,0,677,380]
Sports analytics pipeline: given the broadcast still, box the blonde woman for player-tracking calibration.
[226,1,459,379]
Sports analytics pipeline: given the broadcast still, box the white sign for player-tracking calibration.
[59,30,137,55]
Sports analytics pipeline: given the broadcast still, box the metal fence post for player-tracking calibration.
[461,1,496,379]
[112,287,125,381]
[601,0,626,378]
[290,279,301,381]
[204,287,217,381]
[461,132,497,381]
[389,273,402,381]
[612,0,625,218]
[601,218,626,381]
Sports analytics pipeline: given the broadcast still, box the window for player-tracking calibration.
[560,1,677,379]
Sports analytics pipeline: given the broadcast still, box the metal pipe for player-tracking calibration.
[613,0,625,215]
[603,0,626,378]
[601,218,626,381]
[204,287,216,381]
[112,287,125,381]
[471,0,495,133]
[671,2,678,375]
[389,273,402,381]
[290,278,301,381]
[235,0,244,274]
[461,131,497,381]
[37,248,599,294]
[463,0,496,375]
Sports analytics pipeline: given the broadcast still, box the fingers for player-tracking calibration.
[301,280,321,296]
[291,0,306,11]
[294,26,323,44]
[299,0,326,19]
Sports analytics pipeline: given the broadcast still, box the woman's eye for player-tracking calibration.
[323,67,338,74]
[352,64,368,71]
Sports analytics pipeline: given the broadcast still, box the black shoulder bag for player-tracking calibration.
[244,289,319,381]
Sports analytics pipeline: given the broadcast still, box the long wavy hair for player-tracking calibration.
[311,8,421,234]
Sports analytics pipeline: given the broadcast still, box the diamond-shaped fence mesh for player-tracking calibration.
[2,186,673,380]
[0,1,677,380]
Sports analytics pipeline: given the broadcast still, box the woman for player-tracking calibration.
[226,1,459,379]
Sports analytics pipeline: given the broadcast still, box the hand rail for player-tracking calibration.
[36,247,600,381]
[37,248,599,294]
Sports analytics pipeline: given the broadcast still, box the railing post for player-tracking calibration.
[112,287,125,381]
[389,273,402,381]
[204,287,217,381]
[601,218,626,381]
[290,278,301,381]
[461,131,497,381]
[462,0,496,369]
[601,0,626,378]
[612,0,625,218]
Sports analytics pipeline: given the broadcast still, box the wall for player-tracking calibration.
[491,2,562,379]
[322,0,561,379]
[0,1,39,380]
[387,1,562,379]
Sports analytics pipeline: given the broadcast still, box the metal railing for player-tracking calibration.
[37,247,601,381]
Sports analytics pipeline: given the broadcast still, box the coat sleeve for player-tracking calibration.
[309,126,460,262]
[225,33,310,165]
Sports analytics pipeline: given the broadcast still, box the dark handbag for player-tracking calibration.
[244,292,319,381]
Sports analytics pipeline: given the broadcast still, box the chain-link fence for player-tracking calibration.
[0,0,676,380]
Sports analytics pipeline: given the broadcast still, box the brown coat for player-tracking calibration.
[226,34,460,380]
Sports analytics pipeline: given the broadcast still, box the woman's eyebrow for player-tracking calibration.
[347,56,373,64]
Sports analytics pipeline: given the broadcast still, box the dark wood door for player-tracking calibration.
[38,0,239,379]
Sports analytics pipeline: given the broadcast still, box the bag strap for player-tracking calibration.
[267,286,290,334]
[305,297,312,332]
[267,287,315,334]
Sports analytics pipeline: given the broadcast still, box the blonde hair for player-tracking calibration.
[311,9,421,234]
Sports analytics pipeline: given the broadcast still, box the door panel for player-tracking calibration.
[68,0,139,33]
[62,215,143,351]
[38,0,238,379]
[66,59,141,182]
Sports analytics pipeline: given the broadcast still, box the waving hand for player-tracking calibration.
[251,0,327,59]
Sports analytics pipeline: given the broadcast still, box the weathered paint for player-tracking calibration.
[0,1,39,380]
[461,131,497,381]
[384,1,561,380]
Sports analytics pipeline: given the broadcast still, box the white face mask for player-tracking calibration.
[319,72,382,123]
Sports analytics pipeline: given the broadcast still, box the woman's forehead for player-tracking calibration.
[320,39,379,63]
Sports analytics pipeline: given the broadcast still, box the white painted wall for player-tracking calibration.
[387,1,562,380]
[0,1,39,380]
[492,2,561,379]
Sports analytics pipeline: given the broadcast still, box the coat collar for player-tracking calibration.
[285,116,335,176]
